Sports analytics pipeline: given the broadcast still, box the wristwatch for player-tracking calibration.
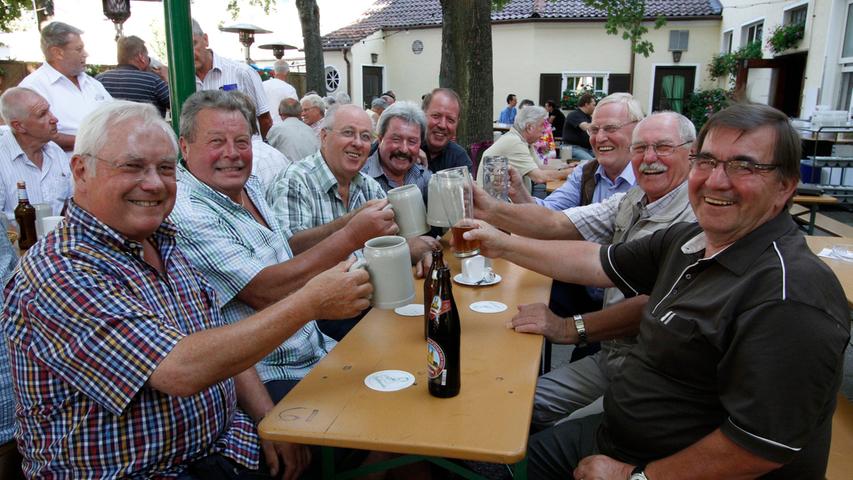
[628,465,649,480]
[572,314,587,347]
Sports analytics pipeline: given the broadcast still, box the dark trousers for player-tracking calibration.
[317,308,370,341]
[177,453,271,480]
[548,281,603,362]
[528,413,602,480]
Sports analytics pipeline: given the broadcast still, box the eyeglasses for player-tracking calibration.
[328,128,373,144]
[630,141,692,157]
[689,153,779,178]
[85,154,177,182]
[588,120,637,136]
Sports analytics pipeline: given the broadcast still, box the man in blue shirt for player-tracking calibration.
[421,88,472,173]
[498,93,517,124]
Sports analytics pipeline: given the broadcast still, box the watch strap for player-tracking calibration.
[629,465,648,480]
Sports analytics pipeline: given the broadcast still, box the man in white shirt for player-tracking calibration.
[0,87,72,221]
[267,98,319,163]
[191,19,273,139]
[18,21,112,157]
[263,60,298,125]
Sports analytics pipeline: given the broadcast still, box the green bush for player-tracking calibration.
[560,86,606,110]
[708,42,763,82]
[767,23,804,55]
[684,88,732,132]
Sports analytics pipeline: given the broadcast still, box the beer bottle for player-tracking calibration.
[423,248,444,339]
[427,265,460,398]
[14,182,37,251]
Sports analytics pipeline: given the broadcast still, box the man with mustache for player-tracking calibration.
[0,87,72,220]
[362,101,432,202]
[18,21,112,156]
[473,112,697,427]
[421,88,472,173]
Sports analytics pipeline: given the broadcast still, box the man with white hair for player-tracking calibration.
[300,93,326,137]
[263,59,298,126]
[0,87,72,221]
[474,111,697,427]
[18,21,112,155]
[478,105,569,194]
[192,19,272,139]
[267,98,319,163]
[2,100,371,478]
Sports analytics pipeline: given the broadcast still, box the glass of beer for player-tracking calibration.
[481,155,509,202]
[438,167,480,258]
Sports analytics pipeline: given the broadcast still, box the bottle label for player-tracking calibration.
[427,338,446,380]
[429,296,450,321]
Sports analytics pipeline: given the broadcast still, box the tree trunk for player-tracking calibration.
[295,0,327,96]
[439,0,493,153]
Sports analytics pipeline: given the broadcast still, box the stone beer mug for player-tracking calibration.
[387,184,429,238]
[349,235,415,309]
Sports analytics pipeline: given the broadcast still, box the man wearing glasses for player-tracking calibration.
[472,111,697,428]
[467,103,849,479]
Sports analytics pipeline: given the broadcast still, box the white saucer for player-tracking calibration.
[469,301,508,314]
[394,304,425,316]
[453,273,502,286]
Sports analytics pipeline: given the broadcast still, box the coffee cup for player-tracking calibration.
[461,255,486,282]
[349,235,415,309]
[387,184,429,238]
[33,203,52,238]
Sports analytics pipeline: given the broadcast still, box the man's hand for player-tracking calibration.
[508,303,573,343]
[301,257,372,319]
[573,455,634,480]
[452,220,509,258]
[472,183,497,222]
[507,167,534,204]
[408,235,440,265]
[343,199,398,245]
[412,237,441,278]
[416,149,429,168]
[261,439,311,480]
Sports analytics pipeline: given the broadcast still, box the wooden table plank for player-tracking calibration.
[259,253,551,464]
[805,236,853,308]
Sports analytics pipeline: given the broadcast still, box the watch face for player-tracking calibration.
[629,473,648,480]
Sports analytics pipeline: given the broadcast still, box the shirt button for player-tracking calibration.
[672,289,679,295]
[685,273,692,280]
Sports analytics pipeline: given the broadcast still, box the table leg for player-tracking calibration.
[512,457,528,480]
[807,205,817,235]
[322,447,336,480]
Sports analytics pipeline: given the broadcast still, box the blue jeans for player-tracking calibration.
[568,145,594,161]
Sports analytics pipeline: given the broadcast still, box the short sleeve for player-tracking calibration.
[599,226,672,297]
[239,66,269,115]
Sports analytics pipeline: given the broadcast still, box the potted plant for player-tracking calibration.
[767,22,805,55]
[560,85,605,111]
[684,88,733,132]
[708,42,762,83]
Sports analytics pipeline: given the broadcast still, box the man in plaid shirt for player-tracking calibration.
[2,101,371,479]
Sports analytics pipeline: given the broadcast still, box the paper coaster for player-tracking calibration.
[469,301,508,313]
[394,304,425,316]
[364,370,416,392]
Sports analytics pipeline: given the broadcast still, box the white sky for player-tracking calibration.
[0,0,376,65]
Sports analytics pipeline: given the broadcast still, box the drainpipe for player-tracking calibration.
[343,46,352,99]
[628,40,635,94]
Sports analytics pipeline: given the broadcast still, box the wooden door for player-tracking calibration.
[362,66,383,109]
[652,66,696,113]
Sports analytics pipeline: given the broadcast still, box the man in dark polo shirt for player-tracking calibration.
[420,88,472,173]
[466,103,849,479]
[562,93,595,161]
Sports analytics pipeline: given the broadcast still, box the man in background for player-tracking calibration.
[562,93,596,161]
[267,98,319,164]
[421,88,472,173]
[499,93,518,124]
[263,60,298,126]
[96,35,170,117]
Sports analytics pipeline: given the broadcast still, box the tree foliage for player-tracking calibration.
[225,0,277,19]
[0,0,52,32]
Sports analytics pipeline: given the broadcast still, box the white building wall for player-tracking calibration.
[384,28,443,104]
[347,30,387,108]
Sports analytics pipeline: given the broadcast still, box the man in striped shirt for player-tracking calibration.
[0,87,71,221]
[2,100,371,479]
[96,35,170,117]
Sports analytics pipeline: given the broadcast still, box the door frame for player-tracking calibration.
[360,64,385,110]
[647,63,700,113]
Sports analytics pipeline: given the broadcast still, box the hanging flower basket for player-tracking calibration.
[767,23,805,55]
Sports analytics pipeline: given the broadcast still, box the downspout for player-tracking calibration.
[343,46,352,98]
[628,40,635,94]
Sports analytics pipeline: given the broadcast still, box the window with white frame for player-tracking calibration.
[742,20,764,46]
[785,4,808,26]
[564,74,607,94]
[722,30,733,53]
[843,0,853,62]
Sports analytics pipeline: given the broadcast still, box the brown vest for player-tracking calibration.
[579,159,600,206]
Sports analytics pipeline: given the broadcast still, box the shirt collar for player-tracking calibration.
[65,200,177,258]
[594,160,636,186]
[41,62,85,86]
[644,181,688,218]
[363,151,384,179]
[680,210,797,274]
[209,50,224,73]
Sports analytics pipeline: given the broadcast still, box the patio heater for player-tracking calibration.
[258,41,298,60]
[102,0,131,41]
[219,23,272,64]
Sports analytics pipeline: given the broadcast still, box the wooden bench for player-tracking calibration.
[827,394,853,479]
[790,204,853,238]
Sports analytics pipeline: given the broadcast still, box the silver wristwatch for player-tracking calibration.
[572,314,587,347]
[629,466,648,480]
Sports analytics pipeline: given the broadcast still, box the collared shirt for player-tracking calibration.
[170,167,335,383]
[251,135,291,194]
[266,150,387,239]
[598,212,849,475]
[0,126,72,221]
[309,120,323,138]
[18,63,112,148]
[196,50,270,116]
[96,64,170,116]
[422,141,472,174]
[2,201,259,478]
[362,150,432,203]
[498,106,517,124]
[262,78,298,125]
[0,217,18,444]
[536,159,635,211]
[267,117,320,163]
